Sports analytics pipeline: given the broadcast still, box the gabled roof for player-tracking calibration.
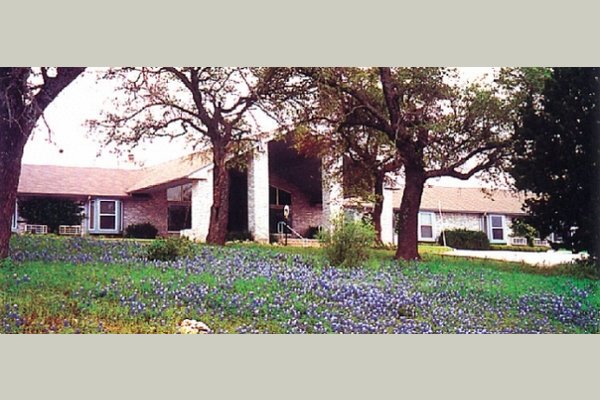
[391,185,527,215]
[18,150,212,198]
[18,164,144,197]
[127,150,212,193]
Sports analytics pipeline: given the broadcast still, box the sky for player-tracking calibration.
[22,67,497,186]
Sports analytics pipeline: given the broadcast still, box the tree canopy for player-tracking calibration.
[292,67,519,259]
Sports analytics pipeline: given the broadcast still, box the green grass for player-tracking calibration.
[2,237,598,334]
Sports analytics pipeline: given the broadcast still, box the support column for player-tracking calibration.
[247,142,270,243]
[381,184,395,245]
[321,154,344,231]
[184,167,213,242]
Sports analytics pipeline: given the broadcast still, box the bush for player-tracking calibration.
[146,236,194,261]
[439,229,491,250]
[318,215,375,268]
[125,223,158,239]
[306,226,321,239]
[18,197,83,233]
[226,230,253,242]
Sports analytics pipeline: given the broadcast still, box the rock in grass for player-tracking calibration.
[178,319,210,334]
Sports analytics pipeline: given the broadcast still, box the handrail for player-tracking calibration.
[277,221,307,246]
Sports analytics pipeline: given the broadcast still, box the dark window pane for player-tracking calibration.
[269,186,277,205]
[100,215,116,230]
[89,201,95,230]
[168,205,191,231]
[421,226,433,238]
[279,189,292,206]
[100,201,115,214]
[492,228,504,240]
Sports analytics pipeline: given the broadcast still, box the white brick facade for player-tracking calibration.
[380,186,395,245]
[247,143,270,242]
[321,154,343,230]
[183,167,213,242]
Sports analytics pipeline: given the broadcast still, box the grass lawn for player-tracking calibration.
[1,235,598,334]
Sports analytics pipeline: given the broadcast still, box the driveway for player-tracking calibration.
[447,249,585,267]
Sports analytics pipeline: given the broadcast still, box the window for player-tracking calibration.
[167,183,192,232]
[269,186,292,206]
[88,199,122,234]
[168,205,191,231]
[488,215,505,242]
[167,183,192,202]
[418,212,435,241]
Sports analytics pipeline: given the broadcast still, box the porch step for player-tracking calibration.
[273,235,321,247]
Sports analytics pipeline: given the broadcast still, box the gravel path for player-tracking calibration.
[447,249,585,267]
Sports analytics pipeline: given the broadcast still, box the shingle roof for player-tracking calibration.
[391,185,527,215]
[18,164,144,197]
[127,151,212,192]
[18,150,212,197]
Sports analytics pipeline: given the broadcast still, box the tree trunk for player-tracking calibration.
[0,126,28,259]
[0,68,84,260]
[372,171,385,245]
[395,165,426,260]
[206,142,230,245]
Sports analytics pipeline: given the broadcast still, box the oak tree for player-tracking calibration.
[298,67,517,260]
[90,68,298,245]
[0,67,85,259]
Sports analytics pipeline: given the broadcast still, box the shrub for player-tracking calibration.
[306,226,321,239]
[125,222,158,239]
[510,218,538,247]
[18,197,83,233]
[439,229,490,250]
[318,215,375,268]
[146,236,194,261]
[226,230,253,242]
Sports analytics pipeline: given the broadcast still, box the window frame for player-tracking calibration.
[417,211,436,242]
[269,185,292,207]
[88,199,122,234]
[167,203,192,232]
[488,214,506,243]
[167,183,192,233]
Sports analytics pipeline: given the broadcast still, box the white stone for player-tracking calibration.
[185,169,213,242]
[380,185,395,245]
[247,142,270,243]
[321,154,343,230]
[178,319,211,334]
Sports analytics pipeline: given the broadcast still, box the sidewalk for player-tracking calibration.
[447,249,585,267]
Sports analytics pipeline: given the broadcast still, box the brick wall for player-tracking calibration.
[122,190,169,236]
[269,173,322,237]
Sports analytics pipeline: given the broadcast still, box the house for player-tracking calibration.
[12,137,533,246]
[386,186,529,245]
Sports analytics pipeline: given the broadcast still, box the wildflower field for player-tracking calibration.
[1,236,598,334]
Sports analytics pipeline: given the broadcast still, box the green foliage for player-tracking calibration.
[226,230,253,242]
[510,218,539,247]
[490,244,548,253]
[146,236,194,261]
[18,197,83,233]
[318,215,376,268]
[511,68,600,266]
[125,223,158,239]
[439,229,491,250]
